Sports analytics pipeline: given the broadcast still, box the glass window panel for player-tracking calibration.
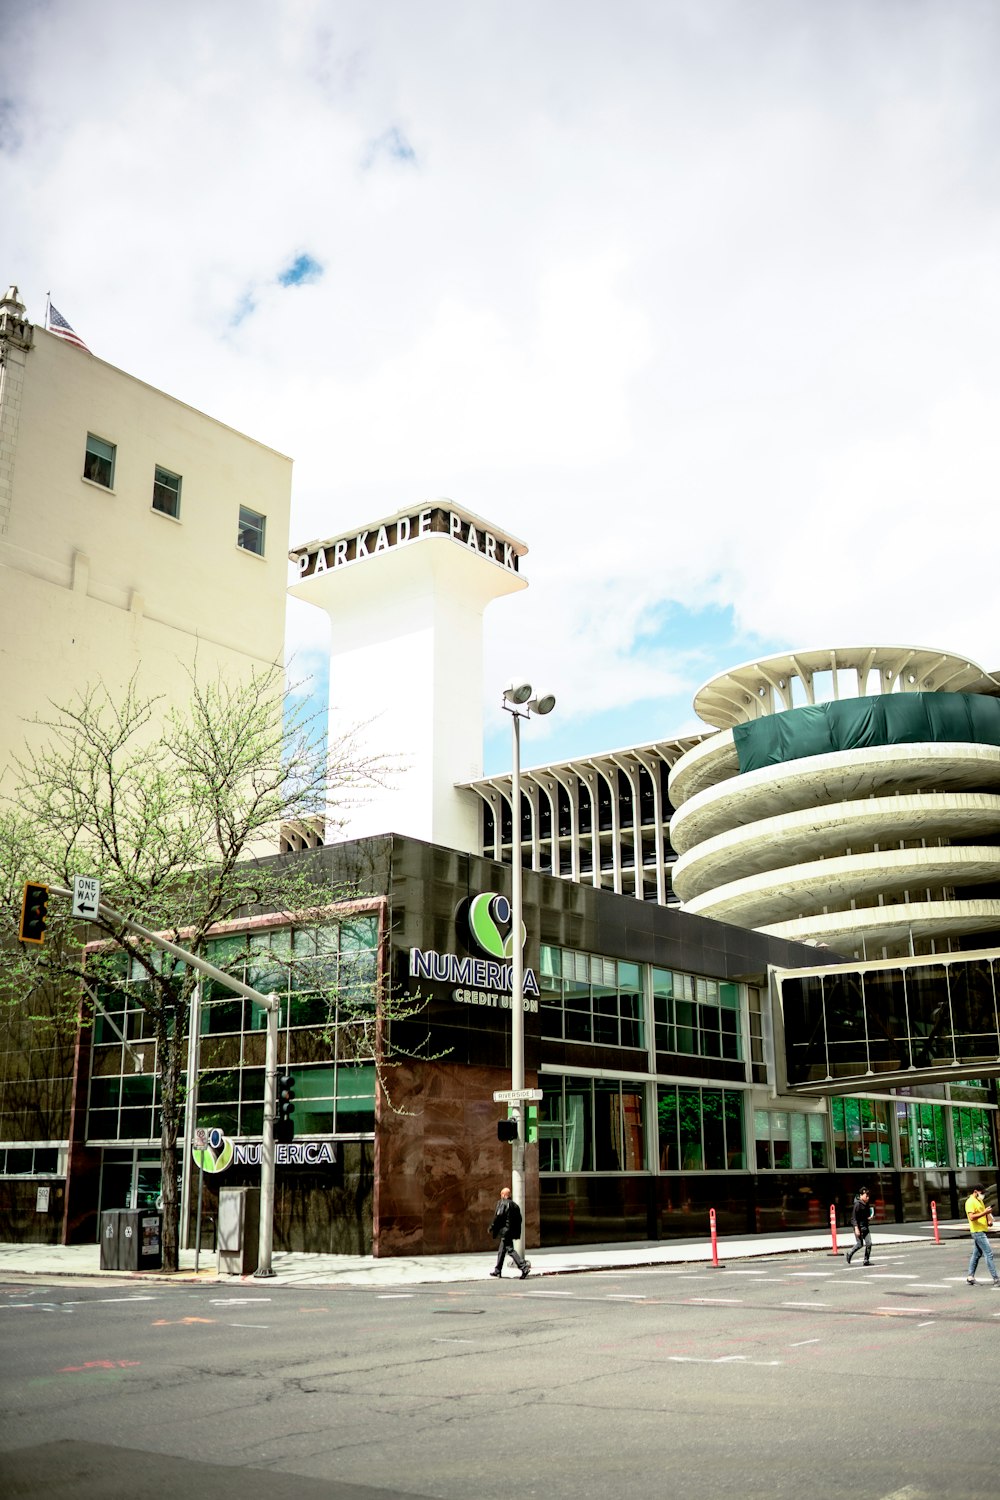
[790,1112,809,1170]
[539,945,561,983]
[238,505,266,555]
[620,1087,646,1171]
[702,1088,726,1170]
[84,433,115,487]
[724,1091,745,1169]
[152,466,181,517]
[89,1076,121,1110]
[594,1079,623,1170]
[675,1000,697,1055]
[657,1086,679,1171]
[563,1079,593,1171]
[679,1088,702,1170]
[771,1111,791,1170]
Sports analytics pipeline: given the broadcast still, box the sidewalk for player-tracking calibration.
[0,1220,946,1289]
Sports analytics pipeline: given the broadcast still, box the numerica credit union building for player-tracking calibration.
[13,502,999,1254]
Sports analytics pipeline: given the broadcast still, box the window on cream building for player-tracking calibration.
[84,433,115,488]
[238,504,266,555]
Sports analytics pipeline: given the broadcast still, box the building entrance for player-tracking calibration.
[98,1148,163,1216]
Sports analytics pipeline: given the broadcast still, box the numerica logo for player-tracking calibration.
[408,890,540,1008]
[460,892,526,960]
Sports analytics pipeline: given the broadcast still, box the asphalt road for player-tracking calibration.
[0,1241,994,1500]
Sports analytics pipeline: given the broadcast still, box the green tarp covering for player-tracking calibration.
[732,691,1000,774]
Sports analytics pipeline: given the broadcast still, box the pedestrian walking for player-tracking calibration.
[488,1186,531,1279]
[964,1186,999,1287]
[844,1186,874,1265]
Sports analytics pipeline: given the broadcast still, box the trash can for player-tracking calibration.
[100,1209,125,1270]
[118,1209,163,1271]
[217,1186,260,1276]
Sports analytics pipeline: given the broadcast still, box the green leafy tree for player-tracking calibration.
[0,665,388,1271]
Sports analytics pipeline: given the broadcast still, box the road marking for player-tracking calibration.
[782,1301,828,1309]
[724,1270,770,1276]
[876,1306,935,1316]
[211,1298,271,1305]
[669,1355,782,1367]
[151,1316,215,1325]
[687,1297,743,1305]
[917,1321,935,1328]
[789,1338,821,1347]
[377,1294,414,1299]
[433,1338,474,1343]
[230,1322,269,1328]
[868,1274,917,1280]
[526,1290,574,1297]
[606,1294,649,1301]
[785,1271,834,1278]
[908,1283,950,1290]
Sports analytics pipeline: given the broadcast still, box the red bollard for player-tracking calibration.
[708,1206,725,1269]
[931,1199,941,1245]
[828,1203,841,1257]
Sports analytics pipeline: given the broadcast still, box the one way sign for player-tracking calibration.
[72,875,101,919]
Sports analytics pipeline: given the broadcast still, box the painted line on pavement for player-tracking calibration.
[789,1338,821,1346]
[782,1301,828,1309]
[687,1297,743,1305]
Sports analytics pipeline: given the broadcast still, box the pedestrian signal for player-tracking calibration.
[526,1105,538,1144]
[497,1118,518,1142]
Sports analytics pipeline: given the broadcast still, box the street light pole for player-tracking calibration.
[502,681,555,1260]
[509,705,526,1237]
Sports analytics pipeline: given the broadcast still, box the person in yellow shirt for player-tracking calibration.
[965,1187,999,1286]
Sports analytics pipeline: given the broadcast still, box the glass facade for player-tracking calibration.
[539,1075,646,1172]
[539,947,643,1047]
[653,969,741,1060]
[86,914,380,1145]
[780,953,1000,1087]
[659,1085,745,1171]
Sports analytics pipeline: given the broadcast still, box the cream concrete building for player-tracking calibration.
[0,285,292,786]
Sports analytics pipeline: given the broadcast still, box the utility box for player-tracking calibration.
[217,1186,260,1276]
[101,1208,163,1270]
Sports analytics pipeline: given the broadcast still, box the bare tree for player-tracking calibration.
[0,665,389,1271]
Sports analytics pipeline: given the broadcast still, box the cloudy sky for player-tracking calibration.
[4,0,1000,773]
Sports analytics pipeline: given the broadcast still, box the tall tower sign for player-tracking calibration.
[289,500,527,851]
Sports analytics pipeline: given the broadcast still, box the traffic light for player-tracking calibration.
[275,1073,296,1144]
[497,1117,518,1142]
[19,882,50,945]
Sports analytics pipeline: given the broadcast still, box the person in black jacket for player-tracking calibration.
[489,1187,531,1279]
[845,1186,874,1265]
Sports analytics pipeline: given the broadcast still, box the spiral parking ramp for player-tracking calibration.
[668,646,1000,958]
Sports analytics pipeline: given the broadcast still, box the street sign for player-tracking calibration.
[492,1088,543,1103]
[72,875,101,919]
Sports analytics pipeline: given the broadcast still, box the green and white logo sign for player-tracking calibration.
[465,892,525,959]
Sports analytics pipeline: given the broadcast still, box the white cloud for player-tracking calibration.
[6,0,1000,762]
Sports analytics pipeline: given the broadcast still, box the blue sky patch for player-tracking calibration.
[278,254,323,287]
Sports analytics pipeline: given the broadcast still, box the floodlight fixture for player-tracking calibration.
[503,680,533,706]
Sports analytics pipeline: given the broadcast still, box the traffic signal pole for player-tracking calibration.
[42,883,281,1275]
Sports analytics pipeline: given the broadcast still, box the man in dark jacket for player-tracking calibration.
[489,1187,531,1279]
[845,1186,874,1265]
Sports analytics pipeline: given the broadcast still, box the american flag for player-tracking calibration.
[46,301,90,353]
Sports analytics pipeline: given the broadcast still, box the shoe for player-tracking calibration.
[844,1253,853,1265]
[520,1261,531,1280]
[489,1270,501,1278]
[863,1259,870,1266]
[967,1277,976,1284]
[992,1280,1000,1288]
